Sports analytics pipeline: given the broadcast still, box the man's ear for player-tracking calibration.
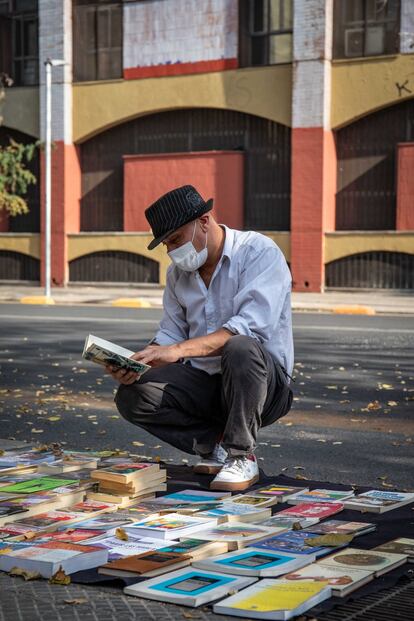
[198,213,210,232]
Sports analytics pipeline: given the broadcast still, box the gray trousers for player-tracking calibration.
[114,335,293,458]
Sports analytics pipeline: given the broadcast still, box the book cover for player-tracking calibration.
[225,495,279,508]
[257,515,319,530]
[305,520,376,536]
[0,477,78,494]
[284,562,374,597]
[123,567,257,607]
[374,538,414,560]
[278,502,344,519]
[344,490,414,513]
[99,550,192,576]
[83,334,151,375]
[249,530,339,557]
[90,534,166,561]
[319,548,408,576]
[71,514,136,531]
[197,503,271,523]
[251,485,308,500]
[158,539,229,559]
[154,490,231,505]
[124,513,217,540]
[213,578,331,619]
[193,548,312,577]
[184,523,283,550]
[287,489,354,505]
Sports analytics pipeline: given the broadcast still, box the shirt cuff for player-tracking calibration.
[222,317,261,342]
[153,330,184,346]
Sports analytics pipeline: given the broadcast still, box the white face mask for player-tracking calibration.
[168,222,208,272]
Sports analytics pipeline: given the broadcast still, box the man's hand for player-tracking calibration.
[131,344,181,367]
[105,365,140,385]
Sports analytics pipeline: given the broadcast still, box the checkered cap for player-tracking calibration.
[145,185,213,250]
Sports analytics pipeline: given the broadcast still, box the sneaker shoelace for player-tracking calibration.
[221,457,247,474]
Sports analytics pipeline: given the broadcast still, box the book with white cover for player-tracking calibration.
[197,503,271,524]
[287,489,355,505]
[284,562,373,597]
[193,547,313,577]
[123,567,257,607]
[213,578,331,620]
[124,513,218,540]
[0,541,108,578]
[87,533,166,561]
[319,547,408,577]
[256,515,319,530]
[82,334,151,375]
[181,522,285,551]
[343,490,414,513]
[374,538,414,562]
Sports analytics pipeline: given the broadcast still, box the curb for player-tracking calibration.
[332,305,376,316]
[111,298,152,308]
[20,296,55,305]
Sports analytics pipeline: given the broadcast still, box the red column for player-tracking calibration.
[40,142,81,287]
[291,128,337,292]
[396,143,414,231]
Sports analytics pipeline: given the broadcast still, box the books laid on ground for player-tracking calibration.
[0,504,28,526]
[5,509,90,533]
[30,528,105,545]
[193,547,313,577]
[161,502,224,516]
[251,485,309,502]
[85,533,166,561]
[256,515,320,530]
[181,523,285,551]
[158,539,229,561]
[318,547,408,577]
[276,502,344,520]
[99,550,192,578]
[91,461,164,486]
[287,489,355,505]
[343,490,414,513]
[87,489,162,507]
[123,567,257,607]
[0,541,108,578]
[124,513,218,540]
[60,499,116,517]
[224,494,280,509]
[0,477,79,495]
[154,490,231,505]
[196,503,272,524]
[304,520,376,537]
[0,491,85,522]
[213,578,331,620]
[82,334,151,375]
[38,457,98,474]
[67,513,137,532]
[248,530,344,559]
[284,562,374,597]
[374,538,414,561]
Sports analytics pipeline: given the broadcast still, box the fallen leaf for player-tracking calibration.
[295,474,308,480]
[367,401,381,411]
[305,533,354,547]
[49,567,71,585]
[31,428,44,434]
[115,528,128,541]
[387,401,398,407]
[9,567,41,581]
[132,441,145,447]
[64,598,88,605]
[47,417,61,422]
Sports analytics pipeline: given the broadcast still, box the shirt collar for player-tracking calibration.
[220,225,235,262]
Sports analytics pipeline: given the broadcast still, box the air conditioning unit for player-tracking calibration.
[344,28,364,57]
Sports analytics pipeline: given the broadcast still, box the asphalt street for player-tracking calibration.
[0,303,413,489]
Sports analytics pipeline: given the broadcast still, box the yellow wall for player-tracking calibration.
[0,233,40,259]
[332,55,414,129]
[73,65,292,143]
[0,87,39,138]
[325,232,414,263]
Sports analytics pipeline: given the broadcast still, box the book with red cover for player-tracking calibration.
[99,550,192,578]
[277,502,344,520]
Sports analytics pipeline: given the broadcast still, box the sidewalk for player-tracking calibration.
[0,283,412,315]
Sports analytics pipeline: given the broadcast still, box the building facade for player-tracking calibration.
[0,0,413,291]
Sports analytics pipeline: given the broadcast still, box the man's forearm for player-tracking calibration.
[174,328,233,359]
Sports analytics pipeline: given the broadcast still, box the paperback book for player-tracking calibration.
[304,520,376,537]
[277,502,344,520]
[153,490,231,505]
[213,578,331,620]
[256,515,319,530]
[99,550,192,578]
[196,503,272,524]
[193,547,313,577]
[181,522,285,551]
[158,539,229,560]
[123,567,257,607]
[343,490,414,513]
[0,477,78,495]
[248,530,344,558]
[82,334,151,375]
[284,562,374,597]
[319,547,408,576]
[87,533,166,561]
[251,485,309,501]
[287,489,355,505]
[374,538,414,561]
[124,513,218,540]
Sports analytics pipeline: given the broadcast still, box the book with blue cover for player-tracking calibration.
[193,547,313,577]
[123,567,257,607]
[248,530,344,558]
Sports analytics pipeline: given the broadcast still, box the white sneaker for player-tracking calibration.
[193,444,228,475]
[209,455,259,491]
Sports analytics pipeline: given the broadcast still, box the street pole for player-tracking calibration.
[44,58,66,301]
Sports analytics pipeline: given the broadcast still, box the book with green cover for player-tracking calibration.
[0,477,78,494]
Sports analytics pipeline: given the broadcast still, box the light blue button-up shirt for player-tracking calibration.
[153,226,294,376]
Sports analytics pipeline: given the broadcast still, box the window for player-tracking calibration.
[239,0,293,67]
[333,0,400,59]
[73,0,122,82]
[0,0,38,86]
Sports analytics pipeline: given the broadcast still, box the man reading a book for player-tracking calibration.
[107,185,293,491]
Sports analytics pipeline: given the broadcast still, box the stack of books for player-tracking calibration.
[89,461,167,506]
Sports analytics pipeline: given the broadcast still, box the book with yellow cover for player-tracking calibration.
[213,578,331,620]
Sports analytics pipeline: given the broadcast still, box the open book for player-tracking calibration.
[82,334,151,375]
